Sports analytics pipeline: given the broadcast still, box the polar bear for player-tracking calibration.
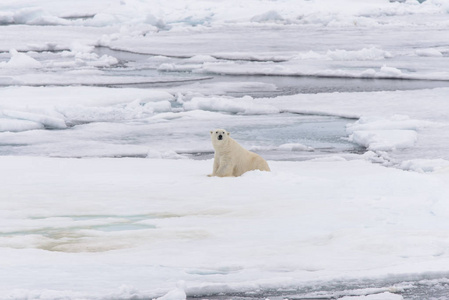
[208,129,270,177]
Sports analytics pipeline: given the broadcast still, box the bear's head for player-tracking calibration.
[210,129,230,146]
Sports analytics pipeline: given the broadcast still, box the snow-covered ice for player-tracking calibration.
[2,156,449,299]
[1,0,449,299]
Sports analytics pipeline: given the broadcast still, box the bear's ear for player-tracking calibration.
[227,132,230,136]
[210,131,213,135]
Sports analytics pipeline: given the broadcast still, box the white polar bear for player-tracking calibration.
[208,129,270,177]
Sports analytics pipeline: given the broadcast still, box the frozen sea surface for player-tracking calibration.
[2,0,449,299]
[2,157,449,300]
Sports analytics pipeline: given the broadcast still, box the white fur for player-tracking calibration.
[208,128,270,177]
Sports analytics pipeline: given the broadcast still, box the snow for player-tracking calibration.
[278,143,314,152]
[340,292,403,300]
[2,109,66,129]
[399,159,449,173]
[2,156,449,299]
[183,96,280,115]
[250,10,286,24]
[0,86,174,133]
[1,49,42,69]
[155,281,187,300]
[350,130,418,151]
[326,47,392,61]
[0,118,44,132]
[415,48,444,57]
[1,0,449,299]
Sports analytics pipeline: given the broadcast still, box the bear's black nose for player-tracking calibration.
[218,135,223,140]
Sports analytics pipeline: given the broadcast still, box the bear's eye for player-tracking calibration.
[216,131,218,134]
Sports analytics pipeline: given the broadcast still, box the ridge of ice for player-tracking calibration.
[155,281,187,300]
[183,96,280,115]
[1,49,42,69]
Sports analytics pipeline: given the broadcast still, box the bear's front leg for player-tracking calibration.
[208,156,220,177]
[215,164,234,177]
